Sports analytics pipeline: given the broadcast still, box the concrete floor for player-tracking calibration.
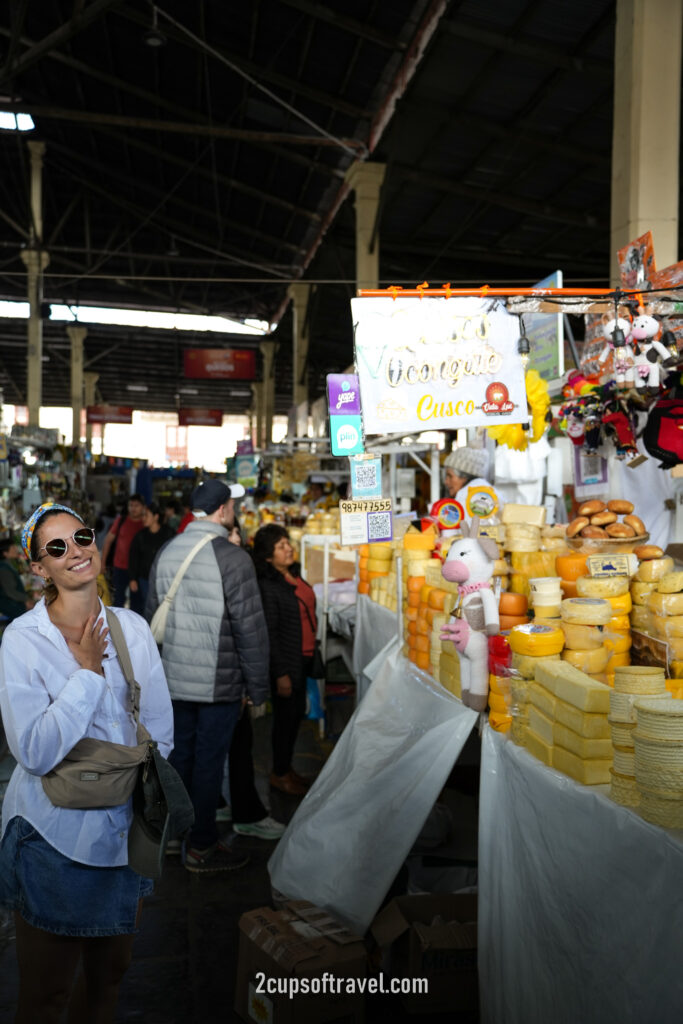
[0,681,480,1023]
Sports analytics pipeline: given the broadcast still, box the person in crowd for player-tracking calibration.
[306,480,327,509]
[216,517,285,841]
[252,524,317,797]
[176,492,195,534]
[163,499,182,533]
[0,502,173,1023]
[101,494,146,612]
[146,480,269,872]
[443,447,492,509]
[128,502,174,611]
[0,538,33,622]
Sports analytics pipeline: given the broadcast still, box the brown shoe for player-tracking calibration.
[270,771,307,796]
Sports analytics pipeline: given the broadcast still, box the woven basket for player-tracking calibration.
[638,787,683,829]
[633,732,683,790]
[609,719,636,748]
[609,768,640,808]
[614,668,666,695]
[634,698,683,741]
[610,691,671,724]
[613,745,636,776]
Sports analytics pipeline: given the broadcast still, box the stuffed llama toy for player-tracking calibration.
[440,524,499,711]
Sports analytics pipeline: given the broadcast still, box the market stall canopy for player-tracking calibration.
[0,0,620,413]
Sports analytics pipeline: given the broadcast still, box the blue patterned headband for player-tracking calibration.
[21,503,84,561]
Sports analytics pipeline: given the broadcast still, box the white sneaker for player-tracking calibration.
[215,805,232,822]
[232,816,286,840]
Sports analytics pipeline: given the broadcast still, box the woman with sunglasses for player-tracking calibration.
[0,503,173,1024]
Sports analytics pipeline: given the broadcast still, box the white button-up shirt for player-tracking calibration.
[0,599,173,867]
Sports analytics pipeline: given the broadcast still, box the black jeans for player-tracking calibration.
[228,709,268,824]
[271,656,312,776]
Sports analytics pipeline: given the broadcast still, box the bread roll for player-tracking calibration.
[634,544,663,560]
[607,500,634,514]
[591,511,617,526]
[605,522,635,538]
[581,525,607,538]
[578,500,606,516]
[623,514,646,536]
[567,516,589,538]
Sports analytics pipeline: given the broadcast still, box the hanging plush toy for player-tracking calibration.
[630,313,672,392]
[602,404,638,459]
[439,524,499,712]
[599,315,635,389]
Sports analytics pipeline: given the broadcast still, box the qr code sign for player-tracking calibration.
[354,463,378,489]
[367,511,391,541]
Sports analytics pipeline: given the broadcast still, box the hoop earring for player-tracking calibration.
[43,577,52,585]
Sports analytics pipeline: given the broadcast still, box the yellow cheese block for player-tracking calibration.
[556,553,589,582]
[508,623,565,657]
[502,503,547,526]
[528,683,610,737]
[562,646,610,674]
[561,622,605,651]
[607,614,630,633]
[607,592,632,615]
[510,651,560,680]
[652,614,683,639]
[528,705,554,745]
[552,746,612,785]
[648,591,683,617]
[631,581,657,606]
[656,571,683,594]
[535,659,611,713]
[403,532,436,551]
[524,728,554,766]
[576,575,629,598]
[630,605,654,632]
[561,598,612,626]
[368,543,393,562]
[635,556,674,583]
[528,681,557,718]
[553,722,613,760]
[366,559,390,574]
[604,632,632,655]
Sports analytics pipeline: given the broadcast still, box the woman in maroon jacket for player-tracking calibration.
[252,524,317,797]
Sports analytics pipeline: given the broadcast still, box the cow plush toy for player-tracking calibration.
[440,524,499,711]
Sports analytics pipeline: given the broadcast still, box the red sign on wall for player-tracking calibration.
[178,408,223,427]
[183,348,256,380]
[86,405,133,424]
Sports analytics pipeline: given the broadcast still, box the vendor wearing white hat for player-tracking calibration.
[443,447,491,512]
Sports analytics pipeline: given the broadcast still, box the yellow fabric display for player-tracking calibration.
[561,598,612,626]
[576,575,629,599]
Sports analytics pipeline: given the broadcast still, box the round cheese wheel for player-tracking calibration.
[416,616,430,636]
[576,575,629,598]
[604,632,632,655]
[415,634,430,653]
[657,571,683,594]
[608,591,633,615]
[407,632,417,649]
[561,622,605,650]
[369,543,393,561]
[407,591,421,608]
[489,674,506,696]
[607,652,631,669]
[508,622,565,656]
[419,584,433,605]
[652,614,683,639]
[357,581,370,595]
[631,581,657,606]
[562,645,610,673]
[488,691,508,713]
[403,532,436,552]
[368,569,389,581]
[428,589,449,610]
[560,579,579,599]
[629,605,653,632]
[648,591,683,617]
[407,576,426,593]
[499,614,530,631]
[664,635,683,660]
[499,592,528,616]
[416,651,431,670]
[607,614,631,633]
[407,620,417,636]
[359,567,369,583]
[635,556,674,583]
[533,605,561,620]
[561,598,612,625]
[510,650,561,679]
[358,544,370,558]
[359,556,369,571]
[488,710,512,732]
[405,606,418,622]
[556,553,589,581]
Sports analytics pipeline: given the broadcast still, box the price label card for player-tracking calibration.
[586,554,635,578]
[339,498,393,546]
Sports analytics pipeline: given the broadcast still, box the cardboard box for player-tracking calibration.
[304,546,356,585]
[371,894,478,1014]
[235,900,366,1024]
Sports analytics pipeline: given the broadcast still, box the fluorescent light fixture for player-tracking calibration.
[178,387,199,395]
[0,300,29,318]
[229,389,252,397]
[126,383,149,392]
[0,111,35,132]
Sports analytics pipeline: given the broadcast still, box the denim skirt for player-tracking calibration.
[0,816,153,937]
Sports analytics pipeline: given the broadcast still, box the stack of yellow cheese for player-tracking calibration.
[528,577,562,622]
[575,575,632,681]
[608,666,670,808]
[629,554,674,638]
[555,552,588,601]
[364,542,396,607]
[508,624,564,744]
[648,572,683,667]
[502,504,555,597]
[488,672,512,732]
[633,694,683,827]
[559,597,612,683]
[522,659,612,783]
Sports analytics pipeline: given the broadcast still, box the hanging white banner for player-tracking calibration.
[351,296,527,435]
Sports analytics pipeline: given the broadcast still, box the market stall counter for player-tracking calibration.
[478,725,683,1024]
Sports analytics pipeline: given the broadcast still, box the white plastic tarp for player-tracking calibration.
[268,648,477,934]
[479,726,683,1024]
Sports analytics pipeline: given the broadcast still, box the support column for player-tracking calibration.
[344,161,387,289]
[252,382,265,449]
[611,0,682,279]
[21,140,49,426]
[261,343,277,448]
[84,371,98,454]
[67,325,87,446]
[288,283,311,410]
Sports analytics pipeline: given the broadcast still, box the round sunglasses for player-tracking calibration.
[37,527,97,560]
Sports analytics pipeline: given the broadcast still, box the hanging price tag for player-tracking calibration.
[339,498,393,545]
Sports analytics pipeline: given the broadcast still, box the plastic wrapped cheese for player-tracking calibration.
[535,659,611,713]
[648,591,683,617]
[508,623,565,657]
[576,575,629,598]
[552,746,612,785]
[606,614,630,633]
[607,651,631,669]
[630,605,654,632]
[607,592,632,615]
[652,613,683,639]
[656,571,683,594]
[635,556,674,583]
[604,632,632,655]
[502,503,547,526]
[562,646,610,674]
[561,598,612,625]
[561,622,605,651]
[631,581,657,606]
[665,635,683,659]
[511,651,560,679]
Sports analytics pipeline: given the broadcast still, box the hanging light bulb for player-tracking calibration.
[611,325,628,363]
[518,320,530,369]
[661,328,679,364]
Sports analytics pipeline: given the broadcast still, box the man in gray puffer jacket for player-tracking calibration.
[146,479,269,873]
